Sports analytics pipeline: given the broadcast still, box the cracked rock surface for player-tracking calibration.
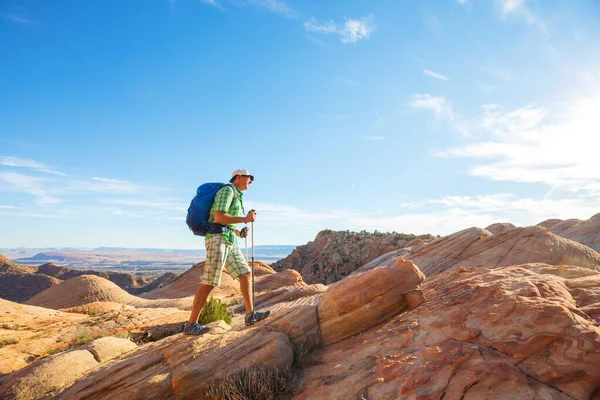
[292,264,600,400]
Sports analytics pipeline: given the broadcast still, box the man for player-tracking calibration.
[183,169,271,335]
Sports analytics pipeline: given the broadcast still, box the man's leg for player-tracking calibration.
[238,273,253,315]
[187,283,215,324]
[184,234,228,335]
[224,241,270,325]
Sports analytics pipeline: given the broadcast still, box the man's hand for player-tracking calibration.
[245,209,257,223]
[239,227,249,238]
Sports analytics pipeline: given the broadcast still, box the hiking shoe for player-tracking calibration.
[183,322,209,336]
[245,310,271,326]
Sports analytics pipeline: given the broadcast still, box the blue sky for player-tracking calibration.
[1,0,599,249]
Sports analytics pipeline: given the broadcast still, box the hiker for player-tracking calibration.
[183,169,271,335]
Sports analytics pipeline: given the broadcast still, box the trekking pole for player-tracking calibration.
[245,225,248,264]
[251,217,255,327]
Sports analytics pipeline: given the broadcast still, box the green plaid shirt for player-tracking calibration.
[207,184,244,244]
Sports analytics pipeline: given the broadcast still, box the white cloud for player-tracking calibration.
[304,15,376,44]
[409,94,454,119]
[245,0,294,17]
[500,0,525,14]
[340,17,376,44]
[1,156,67,176]
[423,69,450,81]
[438,96,600,195]
[198,0,293,16]
[199,0,224,9]
[0,172,61,205]
[304,17,336,33]
[336,76,359,86]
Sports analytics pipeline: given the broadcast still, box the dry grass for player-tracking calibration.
[204,367,296,400]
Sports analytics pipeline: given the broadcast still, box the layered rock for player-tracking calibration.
[293,264,600,400]
[318,258,425,345]
[0,337,136,400]
[359,226,600,277]
[0,298,189,375]
[55,328,293,400]
[272,230,433,284]
[25,275,192,310]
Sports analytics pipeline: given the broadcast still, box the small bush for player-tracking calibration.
[0,338,19,348]
[72,334,93,346]
[40,347,62,357]
[199,297,232,326]
[87,308,96,316]
[204,367,296,400]
[1,323,22,331]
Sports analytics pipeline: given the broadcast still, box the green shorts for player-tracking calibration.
[203,233,251,287]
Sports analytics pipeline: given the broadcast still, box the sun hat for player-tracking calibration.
[230,169,254,183]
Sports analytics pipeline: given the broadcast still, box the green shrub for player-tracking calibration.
[204,367,296,400]
[199,297,232,326]
[0,338,19,348]
[87,308,96,316]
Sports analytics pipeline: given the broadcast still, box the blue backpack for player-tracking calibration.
[186,183,239,236]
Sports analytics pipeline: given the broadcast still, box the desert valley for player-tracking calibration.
[0,214,599,399]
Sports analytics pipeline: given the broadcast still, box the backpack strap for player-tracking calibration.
[207,183,244,234]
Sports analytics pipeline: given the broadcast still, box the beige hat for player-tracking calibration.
[230,169,254,183]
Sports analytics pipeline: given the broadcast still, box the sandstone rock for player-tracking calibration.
[293,264,600,400]
[81,336,137,363]
[364,226,600,277]
[484,222,517,235]
[548,218,585,235]
[25,275,192,310]
[263,304,321,348]
[537,218,563,230]
[255,268,305,292]
[318,259,425,345]
[0,273,62,303]
[0,350,98,400]
[56,328,294,400]
[558,213,600,253]
[272,230,434,285]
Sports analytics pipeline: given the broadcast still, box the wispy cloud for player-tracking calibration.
[0,172,61,205]
[304,17,336,33]
[242,0,294,17]
[340,17,376,44]
[0,11,37,25]
[437,96,600,195]
[409,94,453,117]
[336,76,359,86]
[423,69,449,81]
[304,15,376,44]
[198,0,294,16]
[404,194,599,226]
[199,0,224,9]
[498,0,549,37]
[1,156,67,176]
[408,94,470,136]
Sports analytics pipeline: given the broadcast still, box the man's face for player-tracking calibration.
[237,175,253,190]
